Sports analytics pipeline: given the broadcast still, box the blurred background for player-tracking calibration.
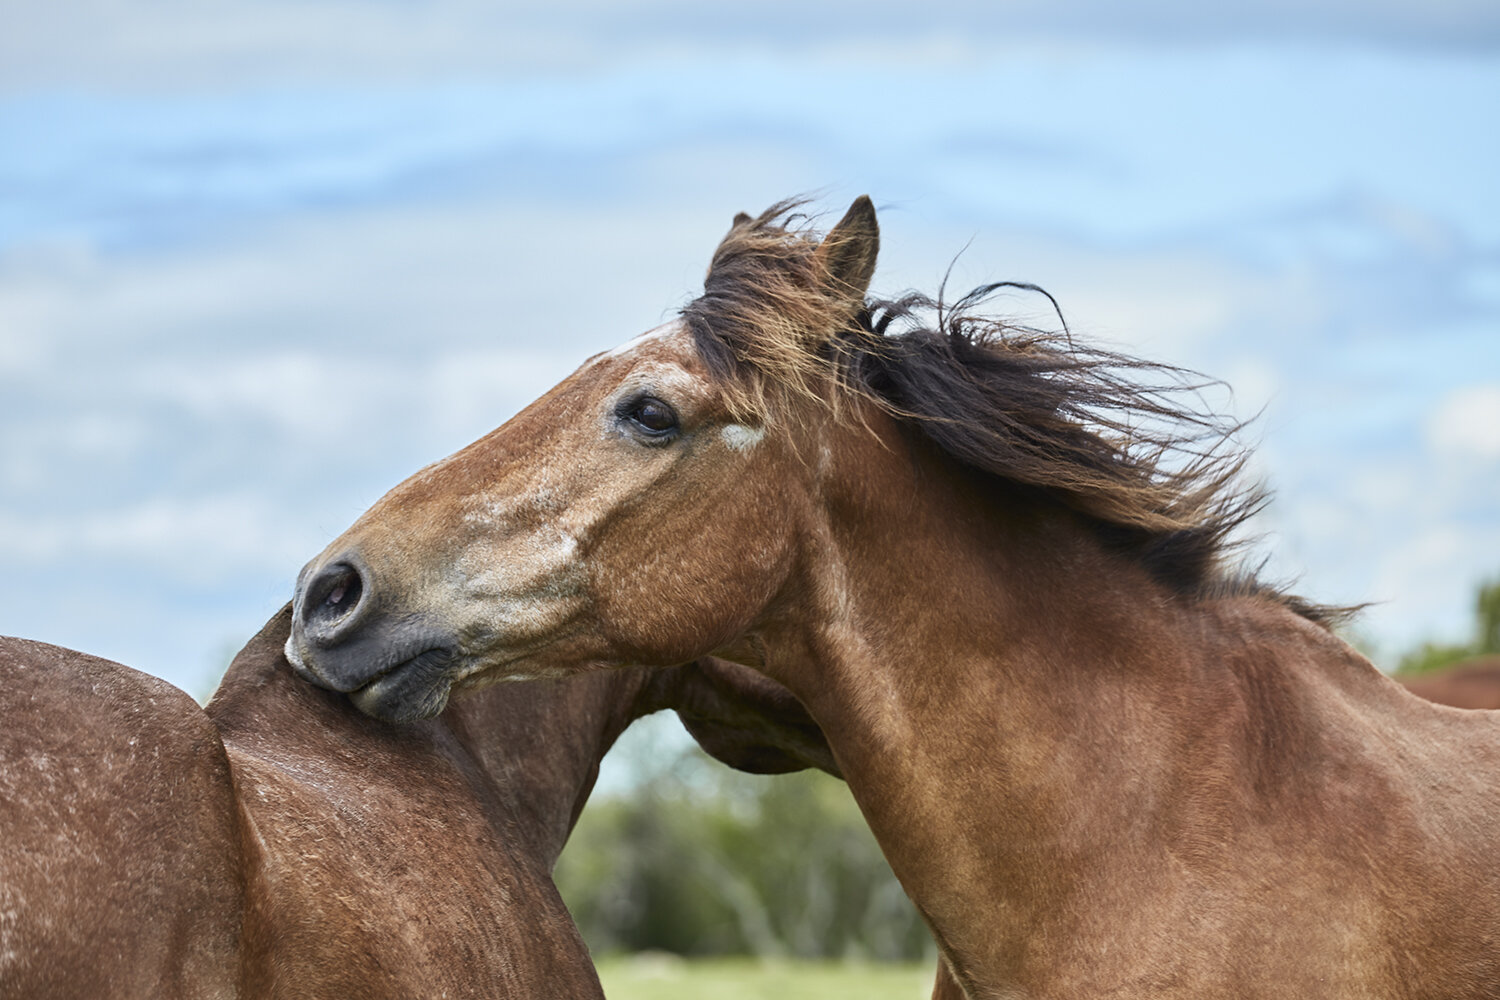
[2,1,1497,987]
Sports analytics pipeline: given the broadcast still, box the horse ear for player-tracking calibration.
[671,658,841,778]
[814,195,879,310]
[718,211,753,243]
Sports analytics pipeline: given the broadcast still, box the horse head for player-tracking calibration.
[283,198,880,723]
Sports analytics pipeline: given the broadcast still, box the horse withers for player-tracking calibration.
[285,197,1500,998]
[0,608,835,998]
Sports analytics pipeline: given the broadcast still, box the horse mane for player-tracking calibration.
[682,202,1349,626]
[683,199,843,420]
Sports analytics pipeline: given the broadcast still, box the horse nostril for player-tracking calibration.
[324,574,356,610]
[299,560,368,645]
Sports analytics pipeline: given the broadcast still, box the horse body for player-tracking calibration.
[0,638,244,999]
[2,607,834,998]
[285,197,1500,998]
[761,407,1500,996]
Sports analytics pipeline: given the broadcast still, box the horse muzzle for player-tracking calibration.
[286,550,462,722]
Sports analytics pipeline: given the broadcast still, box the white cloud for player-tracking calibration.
[1427,384,1500,460]
[127,349,584,444]
[0,493,315,579]
[1365,519,1500,654]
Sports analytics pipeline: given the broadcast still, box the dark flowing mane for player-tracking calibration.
[683,202,1345,624]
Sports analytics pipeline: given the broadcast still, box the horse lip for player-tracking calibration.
[348,646,460,722]
[282,638,327,687]
[356,645,457,692]
[285,604,460,693]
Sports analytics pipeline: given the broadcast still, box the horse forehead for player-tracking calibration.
[446,325,708,506]
[603,319,691,358]
[558,322,714,413]
[584,319,703,373]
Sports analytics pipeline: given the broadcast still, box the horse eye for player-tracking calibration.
[626,397,679,435]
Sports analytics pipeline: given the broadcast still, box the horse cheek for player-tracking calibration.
[589,493,791,665]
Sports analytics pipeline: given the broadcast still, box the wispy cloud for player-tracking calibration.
[0,494,303,574]
[1428,384,1500,460]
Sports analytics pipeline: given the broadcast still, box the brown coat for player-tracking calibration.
[282,198,1500,998]
[2,607,835,998]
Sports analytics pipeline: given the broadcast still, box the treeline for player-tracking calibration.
[1395,577,1500,675]
[554,729,931,961]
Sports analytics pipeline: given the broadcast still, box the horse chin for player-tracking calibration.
[348,650,457,723]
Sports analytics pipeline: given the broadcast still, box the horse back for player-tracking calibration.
[1344,690,1500,997]
[0,638,244,1000]
[1216,615,1500,996]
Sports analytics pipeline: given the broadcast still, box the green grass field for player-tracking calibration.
[595,956,936,1000]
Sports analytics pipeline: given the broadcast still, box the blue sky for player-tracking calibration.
[1,1,1497,699]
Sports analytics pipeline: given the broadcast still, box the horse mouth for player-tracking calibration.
[283,607,463,723]
[345,645,460,722]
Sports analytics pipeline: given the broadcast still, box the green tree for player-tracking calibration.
[1477,578,1500,655]
[556,726,931,961]
[1396,576,1500,676]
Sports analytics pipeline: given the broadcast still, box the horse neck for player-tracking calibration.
[440,666,666,867]
[769,413,1166,769]
[209,610,617,994]
[209,609,660,871]
[764,414,1399,978]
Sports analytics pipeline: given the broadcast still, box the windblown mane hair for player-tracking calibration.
[682,200,846,419]
[683,202,1344,624]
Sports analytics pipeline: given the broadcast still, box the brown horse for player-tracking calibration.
[1,608,835,998]
[1,637,244,998]
[1402,657,1500,711]
[284,196,1500,998]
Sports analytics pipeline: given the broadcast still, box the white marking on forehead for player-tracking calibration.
[603,320,687,359]
[721,424,765,452]
[575,320,690,373]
